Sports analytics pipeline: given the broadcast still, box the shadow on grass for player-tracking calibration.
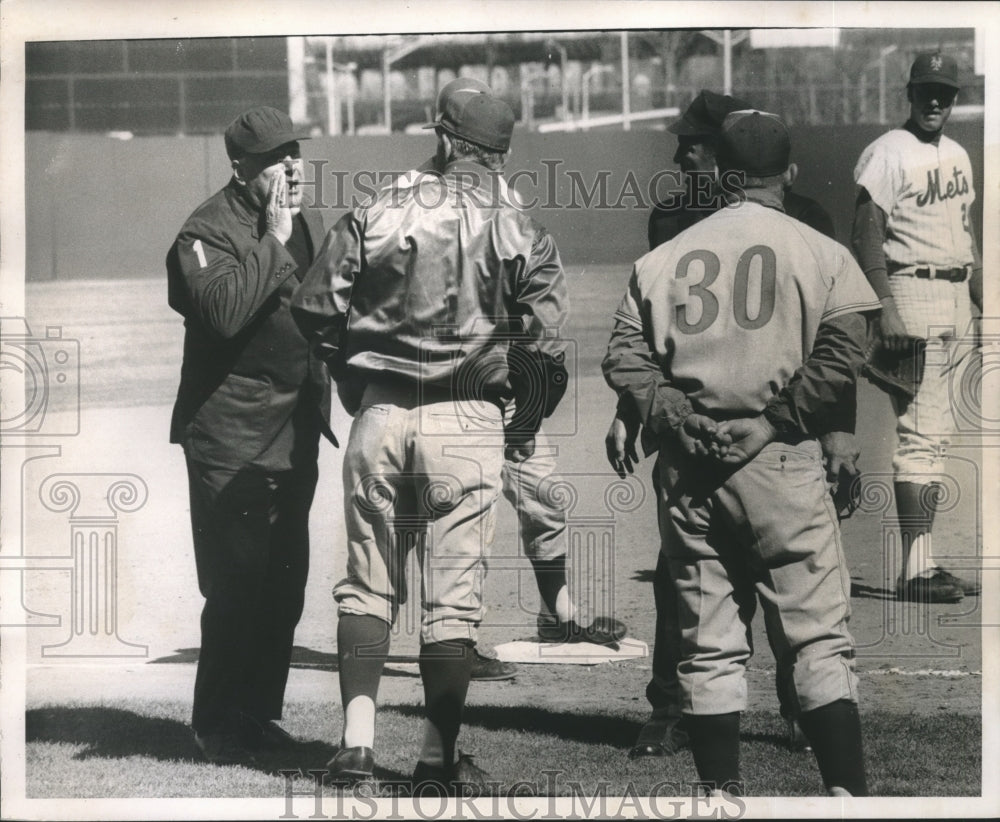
[150,646,417,677]
[385,703,643,750]
[631,569,657,584]
[25,706,340,775]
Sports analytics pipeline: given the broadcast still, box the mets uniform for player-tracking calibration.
[606,195,880,720]
[853,122,977,483]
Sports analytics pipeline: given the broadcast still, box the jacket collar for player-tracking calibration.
[225,178,263,238]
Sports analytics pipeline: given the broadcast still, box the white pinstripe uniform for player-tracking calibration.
[854,128,977,483]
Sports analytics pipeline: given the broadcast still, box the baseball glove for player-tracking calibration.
[861,336,926,401]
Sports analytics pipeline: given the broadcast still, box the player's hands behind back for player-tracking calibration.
[709,416,777,466]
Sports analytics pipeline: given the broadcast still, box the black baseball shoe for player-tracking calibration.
[537,613,627,650]
[470,648,517,681]
[932,568,980,596]
[896,571,964,604]
[412,752,490,797]
[193,730,257,766]
[326,744,375,786]
[628,714,688,759]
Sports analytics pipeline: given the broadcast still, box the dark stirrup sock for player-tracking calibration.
[337,614,392,709]
[798,699,868,796]
[529,555,569,618]
[684,712,743,794]
[418,639,475,767]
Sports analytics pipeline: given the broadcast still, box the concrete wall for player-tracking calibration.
[25,122,983,280]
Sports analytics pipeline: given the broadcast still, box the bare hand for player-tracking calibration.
[876,298,910,353]
[505,435,536,464]
[711,416,776,466]
[818,431,860,484]
[605,415,639,478]
[265,171,293,244]
[677,413,722,457]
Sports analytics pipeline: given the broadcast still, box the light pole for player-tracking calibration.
[581,64,612,130]
[545,39,570,121]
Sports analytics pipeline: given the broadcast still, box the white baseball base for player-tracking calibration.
[493,637,648,665]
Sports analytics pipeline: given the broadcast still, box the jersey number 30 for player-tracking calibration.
[674,245,776,334]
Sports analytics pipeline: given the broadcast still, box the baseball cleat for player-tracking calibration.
[931,569,980,596]
[412,751,490,797]
[470,648,517,681]
[828,786,852,797]
[896,571,964,604]
[537,613,627,649]
[326,745,375,785]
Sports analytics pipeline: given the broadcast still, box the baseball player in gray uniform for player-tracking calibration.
[605,110,879,796]
[417,79,627,672]
[852,52,982,604]
[610,90,846,760]
[292,92,569,793]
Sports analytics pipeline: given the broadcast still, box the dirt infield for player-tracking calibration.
[17,273,985,700]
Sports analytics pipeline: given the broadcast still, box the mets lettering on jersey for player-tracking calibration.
[613,202,880,417]
[854,129,976,268]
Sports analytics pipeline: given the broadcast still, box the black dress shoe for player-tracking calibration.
[327,745,375,784]
[628,714,688,759]
[193,730,257,766]
[412,752,490,797]
[238,713,302,751]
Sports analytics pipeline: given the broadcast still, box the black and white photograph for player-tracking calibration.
[1,1,997,819]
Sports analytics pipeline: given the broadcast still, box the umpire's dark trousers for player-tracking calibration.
[185,456,317,735]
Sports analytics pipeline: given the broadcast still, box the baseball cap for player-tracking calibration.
[435,77,491,119]
[668,90,753,137]
[224,106,310,159]
[422,92,515,152]
[908,52,960,88]
[717,109,791,177]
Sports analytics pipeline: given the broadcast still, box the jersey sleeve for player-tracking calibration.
[821,246,882,322]
[611,264,645,331]
[853,137,902,218]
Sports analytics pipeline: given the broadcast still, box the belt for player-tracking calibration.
[889,263,970,282]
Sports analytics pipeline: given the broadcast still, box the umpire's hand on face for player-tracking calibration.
[605,414,640,478]
[265,171,293,244]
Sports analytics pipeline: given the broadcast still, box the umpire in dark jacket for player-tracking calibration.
[167,106,337,765]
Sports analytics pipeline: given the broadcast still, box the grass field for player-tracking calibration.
[6,272,991,813]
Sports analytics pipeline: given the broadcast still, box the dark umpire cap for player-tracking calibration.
[668,89,753,137]
[224,106,310,159]
[435,76,492,118]
[908,52,960,88]
[423,92,515,152]
[717,110,791,177]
